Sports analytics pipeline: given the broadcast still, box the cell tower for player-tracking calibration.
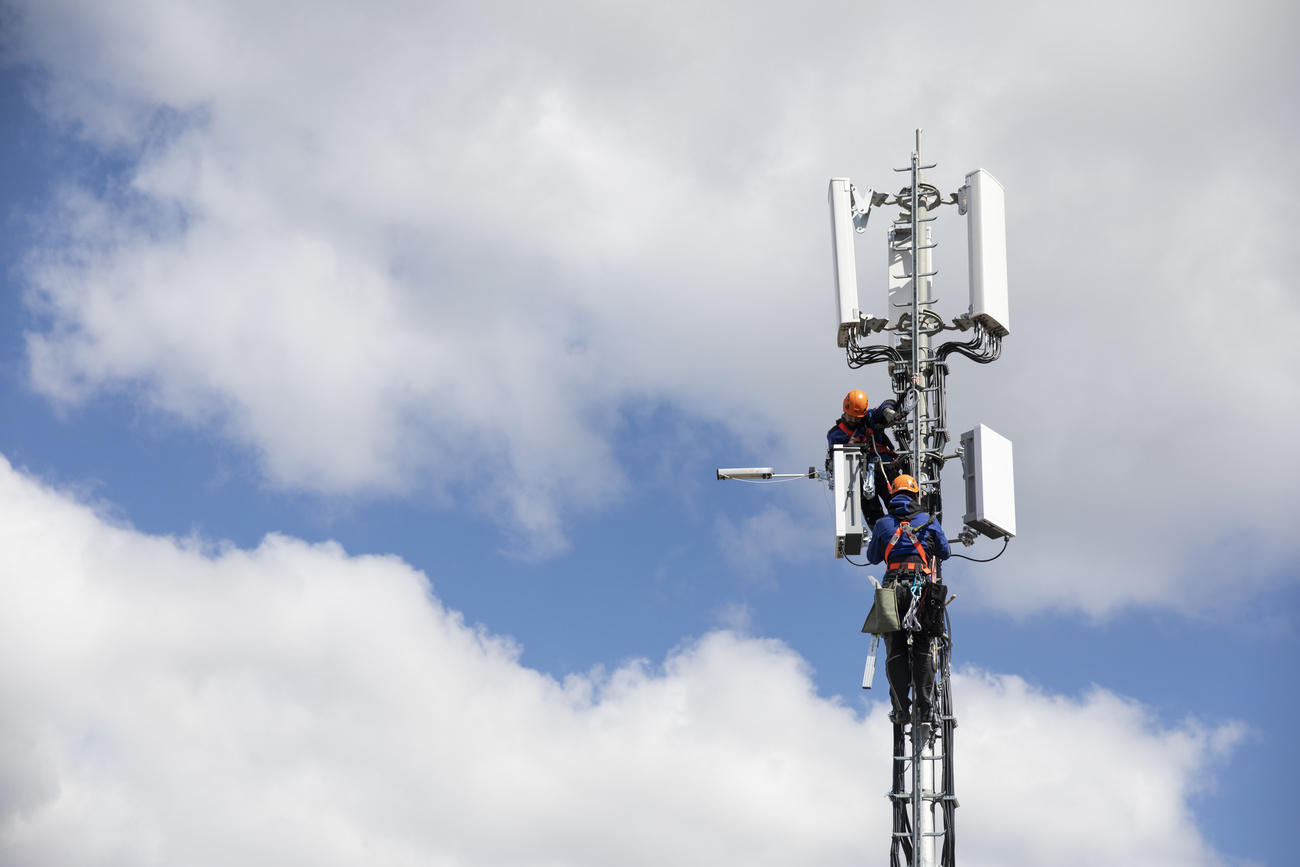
[719,130,1016,867]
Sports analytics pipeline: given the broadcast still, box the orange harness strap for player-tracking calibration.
[837,421,870,443]
[883,520,931,575]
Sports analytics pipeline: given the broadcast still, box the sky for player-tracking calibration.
[0,1,1296,864]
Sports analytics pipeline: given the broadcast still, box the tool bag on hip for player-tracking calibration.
[861,582,901,635]
[916,580,948,636]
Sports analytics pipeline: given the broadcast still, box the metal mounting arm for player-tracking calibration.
[716,467,816,481]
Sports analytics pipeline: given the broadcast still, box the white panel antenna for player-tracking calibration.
[828,178,860,347]
[961,424,1016,538]
[960,169,1009,337]
[828,179,883,347]
[830,444,868,556]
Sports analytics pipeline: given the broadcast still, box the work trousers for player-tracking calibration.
[882,583,935,722]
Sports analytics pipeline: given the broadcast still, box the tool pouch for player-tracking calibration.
[918,581,948,636]
[862,583,901,635]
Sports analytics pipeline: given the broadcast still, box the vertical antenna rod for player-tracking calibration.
[909,126,930,867]
[909,129,923,487]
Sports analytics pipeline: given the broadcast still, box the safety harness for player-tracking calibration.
[883,515,939,633]
[863,423,896,458]
[883,517,933,576]
[837,420,897,458]
[836,420,870,443]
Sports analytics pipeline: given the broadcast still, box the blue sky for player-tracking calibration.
[1,2,1296,864]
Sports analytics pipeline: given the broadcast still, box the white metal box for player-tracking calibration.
[961,424,1016,538]
[831,444,867,557]
[828,178,861,347]
[963,169,1010,337]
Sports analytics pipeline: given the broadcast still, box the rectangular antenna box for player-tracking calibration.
[828,178,860,347]
[961,424,1016,538]
[963,169,1010,337]
[831,444,866,557]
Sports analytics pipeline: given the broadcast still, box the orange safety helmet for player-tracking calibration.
[890,474,920,496]
[842,389,870,418]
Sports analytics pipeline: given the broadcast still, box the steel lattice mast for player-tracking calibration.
[718,129,1016,867]
[832,131,1014,867]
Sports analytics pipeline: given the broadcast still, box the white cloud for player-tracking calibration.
[0,455,1241,865]
[6,0,1300,609]
[712,601,755,634]
[954,673,1246,867]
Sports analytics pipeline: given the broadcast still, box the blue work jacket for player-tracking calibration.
[825,401,898,457]
[866,494,951,565]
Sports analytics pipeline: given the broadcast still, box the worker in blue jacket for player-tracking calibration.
[866,474,951,739]
[826,389,901,526]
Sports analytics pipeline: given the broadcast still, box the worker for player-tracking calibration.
[826,389,901,526]
[865,473,951,740]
